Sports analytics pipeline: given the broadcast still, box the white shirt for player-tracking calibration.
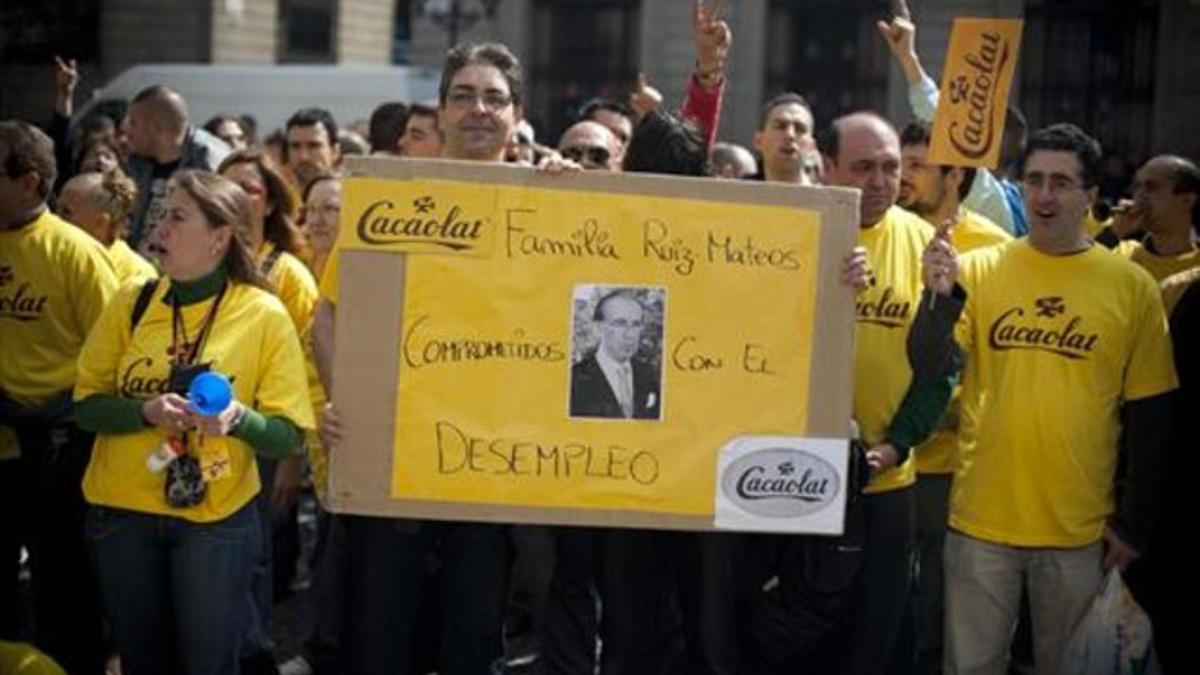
[595,347,633,417]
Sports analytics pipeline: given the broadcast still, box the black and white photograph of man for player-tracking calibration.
[569,285,664,420]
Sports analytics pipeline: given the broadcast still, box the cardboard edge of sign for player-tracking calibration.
[327,157,859,531]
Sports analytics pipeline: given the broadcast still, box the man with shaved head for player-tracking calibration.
[558,120,621,172]
[709,142,756,179]
[123,85,229,250]
[1112,155,1200,284]
[817,111,957,675]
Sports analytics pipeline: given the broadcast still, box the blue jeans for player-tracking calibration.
[86,501,260,675]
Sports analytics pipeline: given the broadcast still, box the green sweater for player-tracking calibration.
[74,266,302,459]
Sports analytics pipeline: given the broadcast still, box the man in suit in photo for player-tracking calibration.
[570,291,661,420]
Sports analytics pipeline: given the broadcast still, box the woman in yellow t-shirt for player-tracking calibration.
[57,168,158,285]
[73,170,314,673]
[217,147,319,660]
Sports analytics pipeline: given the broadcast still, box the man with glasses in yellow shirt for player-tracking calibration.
[926,124,1177,675]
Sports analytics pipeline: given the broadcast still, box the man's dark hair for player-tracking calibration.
[758,92,813,131]
[203,114,245,139]
[286,107,339,147]
[408,102,439,121]
[899,121,977,203]
[623,111,708,177]
[239,114,259,142]
[0,120,57,199]
[579,98,633,124]
[368,102,408,153]
[1020,123,1103,188]
[592,290,644,321]
[439,42,524,108]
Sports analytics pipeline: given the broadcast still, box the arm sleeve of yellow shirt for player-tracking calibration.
[1123,280,1179,400]
[276,257,319,332]
[74,284,135,402]
[70,239,121,337]
[318,249,339,305]
[253,303,317,435]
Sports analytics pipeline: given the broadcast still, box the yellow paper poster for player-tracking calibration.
[341,177,826,517]
[928,18,1024,169]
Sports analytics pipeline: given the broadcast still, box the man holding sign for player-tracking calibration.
[818,112,961,675]
[315,42,530,675]
[929,124,1176,675]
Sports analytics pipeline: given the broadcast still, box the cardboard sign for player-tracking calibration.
[928,18,1024,169]
[328,157,859,532]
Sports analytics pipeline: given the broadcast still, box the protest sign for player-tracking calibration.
[328,157,859,532]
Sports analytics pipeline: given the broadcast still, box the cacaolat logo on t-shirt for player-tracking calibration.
[987,296,1100,360]
[119,343,202,398]
[356,194,489,252]
[855,287,911,329]
[0,265,49,323]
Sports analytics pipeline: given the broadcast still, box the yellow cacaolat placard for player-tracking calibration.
[928,18,1024,169]
[340,175,821,517]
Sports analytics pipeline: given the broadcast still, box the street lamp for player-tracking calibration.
[419,0,503,51]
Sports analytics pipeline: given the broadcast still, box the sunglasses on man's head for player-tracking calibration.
[561,145,611,166]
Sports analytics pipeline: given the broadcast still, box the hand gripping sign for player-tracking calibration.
[327,157,858,533]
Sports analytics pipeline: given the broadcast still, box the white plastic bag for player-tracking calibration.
[1058,568,1153,675]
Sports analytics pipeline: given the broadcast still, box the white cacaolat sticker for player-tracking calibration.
[714,436,849,534]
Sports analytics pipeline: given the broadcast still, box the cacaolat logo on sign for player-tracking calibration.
[720,447,840,518]
[987,296,1100,360]
[355,194,490,253]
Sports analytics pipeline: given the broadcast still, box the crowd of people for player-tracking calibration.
[0,2,1194,675]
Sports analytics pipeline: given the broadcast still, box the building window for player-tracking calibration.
[393,0,412,64]
[280,0,338,63]
[1021,0,1158,184]
[530,0,641,144]
[0,1,99,64]
[765,0,891,125]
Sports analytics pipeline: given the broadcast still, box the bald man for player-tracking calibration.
[123,85,229,250]
[818,111,958,675]
[1112,155,1200,284]
[558,121,621,172]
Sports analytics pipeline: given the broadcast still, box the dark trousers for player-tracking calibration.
[243,457,279,662]
[850,487,917,675]
[539,527,599,675]
[740,495,866,675]
[0,457,29,640]
[598,529,744,675]
[15,422,107,675]
[342,515,508,675]
[306,507,348,675]
[86,502,260,675]
[914,474,951,675]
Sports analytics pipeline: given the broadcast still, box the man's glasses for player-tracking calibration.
[561,145,611,166]
[447,90,513,112]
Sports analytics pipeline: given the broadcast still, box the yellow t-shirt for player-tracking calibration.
[951,239,1178,547]
[0,426,17,462]
[916,209,1012,475]
[256,244,328,502]
[258,242,318,332]
[1115,239,1200,283]
[1161,266,1200,317]
[318,246,340,304]
[1083,211,1111,240]
[109,239,157,285]
[0,210,118,406]
[855,206,935,493]
[75,280,316,522]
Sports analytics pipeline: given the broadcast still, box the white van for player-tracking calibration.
[77,63,441,134]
